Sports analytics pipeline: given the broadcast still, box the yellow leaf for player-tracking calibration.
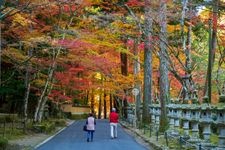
[12,13,30,27]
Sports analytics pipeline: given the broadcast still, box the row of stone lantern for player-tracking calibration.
[149,104,225,149]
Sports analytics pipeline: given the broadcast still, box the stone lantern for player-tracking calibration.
[199,104,212,142]
[154,104,161,129]
[171,104,182,136]
[215,105,225,149]
[150,106,155,124]
[127,106,133,124]
[188,104,201,143]
[181,104,191,137]
[167,104,175,133]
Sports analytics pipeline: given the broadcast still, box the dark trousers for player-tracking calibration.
[87,130,94,141]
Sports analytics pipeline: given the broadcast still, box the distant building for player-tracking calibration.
[61,103,90,115]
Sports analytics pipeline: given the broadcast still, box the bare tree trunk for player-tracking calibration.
[34,77,49,122]
[37,96,48,122]
[23,81,30,130]
[204,0,218,102]
[23,13,33,129]
[133,38,141,122]
[204,19,213,103]
[98,92,102,119]
[178,0,197,102]
[23,46,32,130]
[114,96,122,117]
[103,92,107,119]
[181,0,188,54]
[142,0,153,125]
[85,90,89,105]
[120,52,128,76]
[120,49,128,119]
[159,0,169,132]
[110,93,113,112]
[186,12,192,74]
[0,19,1,87]
[91,89,95,114]
[37,81,54,122]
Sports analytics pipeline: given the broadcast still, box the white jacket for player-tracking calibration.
[86,116,96,131]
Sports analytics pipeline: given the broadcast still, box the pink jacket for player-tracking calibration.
[86,116,96,131]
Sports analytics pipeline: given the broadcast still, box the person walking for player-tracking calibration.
[109,108,119,139]
[86,113,96,142]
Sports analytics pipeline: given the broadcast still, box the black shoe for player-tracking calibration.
[87,138,89,142]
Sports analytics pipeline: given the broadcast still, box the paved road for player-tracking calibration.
[36,119,149,150]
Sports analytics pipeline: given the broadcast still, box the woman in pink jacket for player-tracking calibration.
[86,113,96,142]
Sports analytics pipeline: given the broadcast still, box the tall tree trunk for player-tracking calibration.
[205,19,213,103]
[120,53,128,76]
[159,0,169,132]
[98,92,102,119]
[23,81,30,130]
[23,46,32,131]
[120,51,128,119]
[37,96,48,122]
[0,19,2,104]
[185,10,195,101]
[113,95,117,110]
[103,92,107,119]
[185,10,192,75]
[37,81,54,122]
[114,95,122,117]
[23,14,33,130]
[85,90,89,105]
[0,19,1,87]
[181,0,188,53]
[204,0,218,103]
[178,0,196,101]
[110,93,113,112]
[133,38,141,122]
[185,8,196,101]
[142,0,153,125]
[91,89,95,114]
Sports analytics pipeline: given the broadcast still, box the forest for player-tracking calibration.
[0,0,225,135]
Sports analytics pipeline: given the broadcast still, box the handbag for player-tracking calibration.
[83,125,87,131]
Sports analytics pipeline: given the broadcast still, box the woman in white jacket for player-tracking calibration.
[86,113,96,142]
